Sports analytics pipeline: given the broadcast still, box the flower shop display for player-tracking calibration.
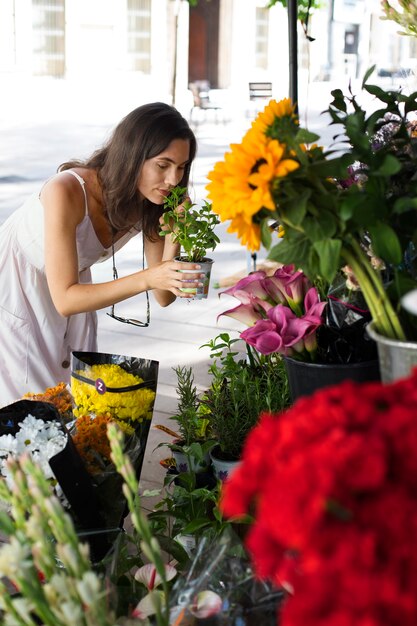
[159,185,220,299]
[218,264,380,400]
[206,69,417,379]
[71,350,159,531]
[0,422,282,626]
[221,368,417,626]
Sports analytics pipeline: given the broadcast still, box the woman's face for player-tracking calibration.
[138,138,191,205]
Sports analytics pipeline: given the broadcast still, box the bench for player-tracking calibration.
[249,81,273,101]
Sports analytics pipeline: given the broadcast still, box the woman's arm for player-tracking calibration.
[42,176,202,317]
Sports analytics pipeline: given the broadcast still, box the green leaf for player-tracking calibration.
[368,222,402,265]
[364,84,394,103]
[313,239,342,283]
[362,65,376,86]
[282,191,310,226]
[375,154,401,176]
[303,211,337,240]
[181,518,211,534]
[295,128,320,144]
[268,237,317,281]
[393,197,417,214]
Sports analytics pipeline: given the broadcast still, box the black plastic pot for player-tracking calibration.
[283,356,381,403]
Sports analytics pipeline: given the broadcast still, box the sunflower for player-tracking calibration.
[252,98,299,143]
[206,127,268,222]
[227,213,262,252]
[248,139,299,210]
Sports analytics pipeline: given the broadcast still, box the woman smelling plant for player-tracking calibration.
[0,102,204,406]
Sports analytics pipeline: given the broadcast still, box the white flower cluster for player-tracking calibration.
[0,414,67,488]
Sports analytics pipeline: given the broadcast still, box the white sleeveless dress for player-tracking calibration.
[0,171,139,407]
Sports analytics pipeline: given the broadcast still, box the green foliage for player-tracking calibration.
[266,67,417,340]
[146,473,232,568]
[200,333,291,459]
[266,0,322,24]
[160,186,220,262]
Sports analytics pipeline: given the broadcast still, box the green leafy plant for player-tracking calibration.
[159,185,220,262]
[200,333,291,460]
[146,473,231,566]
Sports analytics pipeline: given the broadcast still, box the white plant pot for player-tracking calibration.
[210,446,241,481]
[172,447,211,474]
[176,257,214,300]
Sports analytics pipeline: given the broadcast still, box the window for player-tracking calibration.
[32,0,65,77]
[255,7,269,70]
[127,0,151,73]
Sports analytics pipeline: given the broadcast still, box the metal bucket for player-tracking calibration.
[366,322,417,382]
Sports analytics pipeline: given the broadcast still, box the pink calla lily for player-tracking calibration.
[218,302,264,326]
[304,287,327,319]
[219,271,267,299]
[241,320,283,354]
[189,590,223,618]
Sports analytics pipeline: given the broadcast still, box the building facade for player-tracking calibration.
[0,0,415,116]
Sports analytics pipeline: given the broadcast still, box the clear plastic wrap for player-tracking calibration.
[169,530,284,625]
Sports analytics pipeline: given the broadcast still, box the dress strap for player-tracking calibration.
[64,170,89,216]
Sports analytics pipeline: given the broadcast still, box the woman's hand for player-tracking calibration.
[143,259,204,299]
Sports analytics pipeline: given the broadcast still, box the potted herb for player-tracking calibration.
[156,365,215,475]
[160,185,220,299]
[201,333,291,480]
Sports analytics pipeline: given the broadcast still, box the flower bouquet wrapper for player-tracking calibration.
[71,351,159,529]
[0,399,111,562]
[169,530,284,625]
[318,273,380,366]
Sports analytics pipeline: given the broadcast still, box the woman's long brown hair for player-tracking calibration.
[59,102,197,240]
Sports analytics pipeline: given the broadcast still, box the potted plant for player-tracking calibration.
[156,364,216,475]
[200,333,291,480]
[217,265,381,402]
[160,185,220,299]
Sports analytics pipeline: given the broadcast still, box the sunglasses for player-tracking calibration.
[107,236,150,328]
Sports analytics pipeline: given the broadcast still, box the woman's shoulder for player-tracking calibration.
[40,170,90,226]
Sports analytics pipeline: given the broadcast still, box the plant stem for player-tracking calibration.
[341,240,406,340]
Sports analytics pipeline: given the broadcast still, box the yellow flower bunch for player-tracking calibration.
[72,364,156,425]
[206,98,299,251]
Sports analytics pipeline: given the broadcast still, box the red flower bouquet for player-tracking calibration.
[221,369,417,625]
